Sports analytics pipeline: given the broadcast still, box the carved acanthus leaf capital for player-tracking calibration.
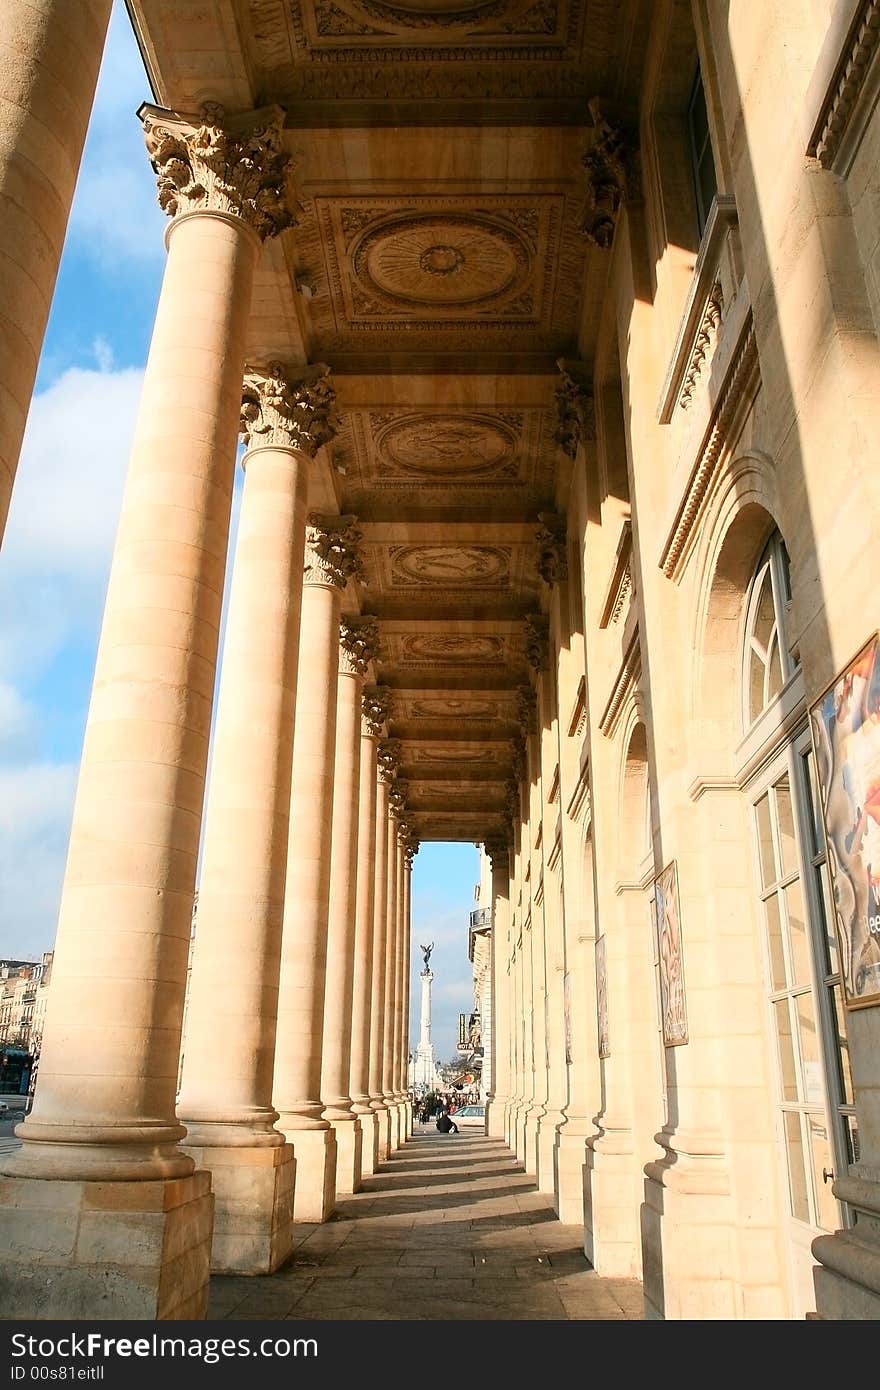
[554,360,595,460]
[485,835,512,870]
[580,98,640,250]
[516,685,538,736]
[389,779,410,820]
[511,737,527,784]
[536,512,569,587]
[524,615,550,673]
[339,616,379,677]
[404,839,419,868]
[140,102,296,241]
[377,739,402,784]
[304,514,362,589]
[362,685,391,738]
[505,779,521,823]
[241,363,337,454]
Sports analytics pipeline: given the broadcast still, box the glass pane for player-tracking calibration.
[767,633,784,702]
[784,1111,811,1223]
[764,893,786,991]
[844,1113,860,1165]
[831,984,853,1104]
[774,1000,798,1101]
[698,152,717,225]
[807,1114,838,1232]
[784,879,811,988]
[755,794,776,889]
[816,862,839,975]
[775,775,798,879]
[803,747,825,856]
[749,649,767,724]
[795,992,823,1105]
[753,569,776,654]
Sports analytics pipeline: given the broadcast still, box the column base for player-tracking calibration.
[486,1097,507,1140]
[642,1144,743,1318]
[291,1130,337,1224]
[332,1118,363,1196]
[354,1110,378,1176]
[386,1101,401,1152]
[584,1128,641,1279]
[373,1105,391,1161]
[554,1126,589,1226]
[537,1108,564,1195]
[523,1105,543,1177]
[0,1171,212,1320]
[182,1142,295,1275]
[813,1176,880,1319]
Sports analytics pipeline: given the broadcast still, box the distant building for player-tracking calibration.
[0,953,53,1093]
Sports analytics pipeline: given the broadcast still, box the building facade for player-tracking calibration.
[0,0,879,1321]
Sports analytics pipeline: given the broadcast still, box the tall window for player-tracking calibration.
[743,530,855,1309]
[687,65,718,236]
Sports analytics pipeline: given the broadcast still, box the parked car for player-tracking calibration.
[450,1104,485,1130]
[0,1100,10,1117]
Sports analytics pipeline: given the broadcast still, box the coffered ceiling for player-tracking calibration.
[127,0,647,843]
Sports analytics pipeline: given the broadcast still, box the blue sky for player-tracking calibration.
[0,0,478,1063]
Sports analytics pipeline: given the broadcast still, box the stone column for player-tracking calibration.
[321,618,379,1196]
[391,807,410,1136]
[349,688,389,1177]
[0,104,295,1320]
[177,365,335,1274]
[273,515,361,1223]
[0,0,112,547]
[401,842,417,1136]
[384,788,403,1148]
[369,740,398,1159]
[485,841,512,1138]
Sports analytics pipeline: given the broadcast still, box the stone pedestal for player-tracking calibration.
[357,1112,379,1178]
[334,1119,363,1198]
[554,1126,590,1226]
[0,1172,212,1320]
[537,1107,565,1195]
[183,1145,294,1277]
[584,1127,641,1277]
[291,1131,337,1225]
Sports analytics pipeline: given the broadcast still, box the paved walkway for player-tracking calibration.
[209,1128,644,1320]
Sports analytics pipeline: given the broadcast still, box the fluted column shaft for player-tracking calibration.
[350,695,386,1112]
[486,847,511,1135]
[12,207,266,1181]
[0,0,112,546]
[368,765,392,1157]
[382,812,400,1111]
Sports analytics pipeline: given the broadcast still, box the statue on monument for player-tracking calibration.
[420,940,434,972]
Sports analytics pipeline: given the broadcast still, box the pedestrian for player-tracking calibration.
[436,1110,458,1135]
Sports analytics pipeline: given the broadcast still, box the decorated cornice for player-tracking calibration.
[240,363,336,455]
[139,102,296,240]
[377,738,402,784]
[362,684,391,738]
[536,512,569,587]
[516,684,537,736]
[554,359,595,460]
[339,616,379,677]
[304,514,362,589]
[524,614,550,673]
[580,97,640,249]
[678,284,724,411]
[807,1,880,172]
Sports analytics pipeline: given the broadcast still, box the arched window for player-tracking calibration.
[740,528,854,1315]
[742,531,798,729]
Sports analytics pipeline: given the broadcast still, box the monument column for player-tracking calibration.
[177,365,336,1274]
[369,739,398,1159]
[0,103,294,1320]
[321,618,379,1195]
[0,0,112,546]
[485,840,512,1138]
[349,688,389,1177]
[273,515,361,1223]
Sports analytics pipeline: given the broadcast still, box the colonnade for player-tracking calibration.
[0,95,415,1320]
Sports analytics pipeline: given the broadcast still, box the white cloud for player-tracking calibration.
[0,763,78,957]
[0,682,37,758]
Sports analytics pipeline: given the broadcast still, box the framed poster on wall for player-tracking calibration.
[809,632,880,1008]
[654,859,688,1046]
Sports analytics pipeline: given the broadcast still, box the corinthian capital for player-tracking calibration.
[536,513,569,587]
[554,360,595,461]
[516,685,537,736]
[304,514,362,589]
[485,836,511,870]
[139,102,295,241]
[581,97,640,249]
[404,839,419,868]
[362,685,391,738]
[339,616,379,677]
[240,364,336,455]
[389,780,410,820]
[377,739,402,784]
[524,615,550,673]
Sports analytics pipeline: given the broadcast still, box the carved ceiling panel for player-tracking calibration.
[293,194,583,352]
[281,0,582,53]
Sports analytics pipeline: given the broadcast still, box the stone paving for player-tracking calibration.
[209,1128,645,1320]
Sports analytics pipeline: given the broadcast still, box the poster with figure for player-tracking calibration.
[654,860,688,1046]
[810,633,880,1008]
[596,935,610,1058]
